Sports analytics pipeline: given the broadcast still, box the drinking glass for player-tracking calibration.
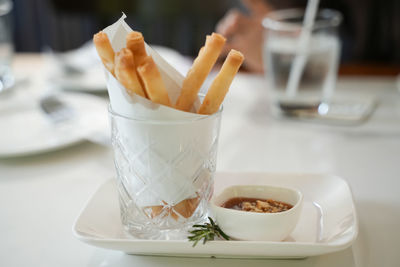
[262,9,342,115]
[109,107,222,240]
[0,0,13,92]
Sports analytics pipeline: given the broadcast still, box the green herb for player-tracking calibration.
[188,217,230,247]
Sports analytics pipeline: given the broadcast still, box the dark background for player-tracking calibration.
[11,0,400,65]
[12,0,233,56]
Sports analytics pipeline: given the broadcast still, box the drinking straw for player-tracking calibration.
[285,0,320,98]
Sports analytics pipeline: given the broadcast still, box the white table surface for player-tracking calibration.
[1,54,399,267]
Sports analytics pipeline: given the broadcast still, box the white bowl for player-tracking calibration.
[210,185,303,241]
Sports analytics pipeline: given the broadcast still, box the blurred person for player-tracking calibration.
[216,0,272,73]
[217,0,400,73]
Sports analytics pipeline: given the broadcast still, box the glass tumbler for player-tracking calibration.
[109,107,222,240]
[262,9,342,114]
[0,0,13,92]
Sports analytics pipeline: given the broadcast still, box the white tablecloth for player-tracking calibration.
[1,54,399,267]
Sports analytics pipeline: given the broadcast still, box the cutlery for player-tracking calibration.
[40,94,111,146]
[39,94,75,123]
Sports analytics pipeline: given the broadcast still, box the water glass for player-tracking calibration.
[109,107,222,240]
[0,0,13,92]
[262,9,342,114]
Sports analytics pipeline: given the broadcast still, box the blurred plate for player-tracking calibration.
[47,42,107,93]
[49,66,107,93]
[0,91,108,157]
[47,44,191,93]
[276,95,377,125]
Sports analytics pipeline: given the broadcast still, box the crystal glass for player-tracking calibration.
[0,0,13,92]
[109,106,222,240]
[262,9,342,114]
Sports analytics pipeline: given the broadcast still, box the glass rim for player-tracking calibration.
[108,104,223,125]
[262,8,343,32]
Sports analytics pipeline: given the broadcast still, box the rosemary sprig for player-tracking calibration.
[188,217,230,247]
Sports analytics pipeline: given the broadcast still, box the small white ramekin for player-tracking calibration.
[210,185,303,241]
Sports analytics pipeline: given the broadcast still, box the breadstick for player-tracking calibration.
[171,197,200,220]
[198,49,244,115]
[93,31,115,75]
[126,31,147,67]
[146,205,164,218]
[137,56,171,106]
[126,31,149,97]
[114,48,147,98]
[175,33,226,111]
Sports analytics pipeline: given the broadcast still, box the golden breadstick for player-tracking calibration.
[149,205,166,218]
[114,48,147,98]
[137,56,171,106]
[198,49,244,115]
[126,31,149,97]
[175,33,226,111]
[171,197,200,220]
[93,31,115,75]
[126,31,148,67]
[148,197,200,220]
[197,46,204,56]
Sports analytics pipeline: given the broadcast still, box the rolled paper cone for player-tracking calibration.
[102,16,222,209]
[115,48,147,98]
[137,56,171,106]
[93,31,115,75]
[175,33,226,111]
[198,49,244,115]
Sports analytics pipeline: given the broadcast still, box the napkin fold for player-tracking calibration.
[103,14,217,207]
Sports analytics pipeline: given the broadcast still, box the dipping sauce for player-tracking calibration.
[221,197,293,213]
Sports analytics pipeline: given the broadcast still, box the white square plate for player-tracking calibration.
[73,172,358,258]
